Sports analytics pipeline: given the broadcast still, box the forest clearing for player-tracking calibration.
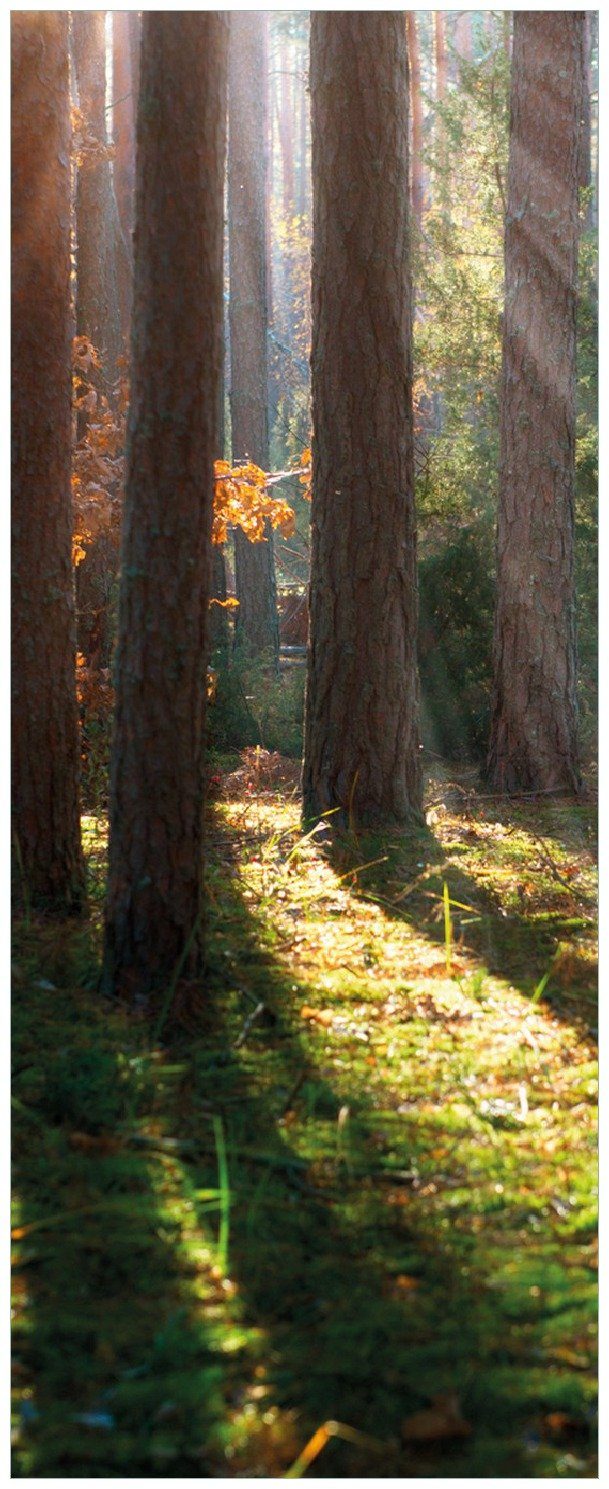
[11,7,597,1481]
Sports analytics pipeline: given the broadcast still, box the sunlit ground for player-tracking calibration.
[12,752,597,1477]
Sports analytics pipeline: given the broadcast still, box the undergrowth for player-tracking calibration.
[12,755,597,1477]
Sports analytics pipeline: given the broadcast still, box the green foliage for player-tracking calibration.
[418,528,495,762]
[207,648,305,759]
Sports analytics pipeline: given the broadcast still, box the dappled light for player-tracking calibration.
[12,7,597,1479]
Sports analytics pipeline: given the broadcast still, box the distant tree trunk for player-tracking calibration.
[102,13,228,1005]
[129,11,141,102]
[304,13,421,829]
[111,12,135,242]
[12,11,84,911]
[278,36,294,219]
[297,59,308,219]
[579,11,592,224]
[209,347,230,658]
[229,12,279,666]
[434,12,447,101]
[406,14,424,224]
[454,12,473,64]
[111,10,135,339]
[72,11,121,392]
[487,13,584,794]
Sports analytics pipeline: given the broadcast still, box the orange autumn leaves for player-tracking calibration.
[72,330,310,567]
[213,450,311,545]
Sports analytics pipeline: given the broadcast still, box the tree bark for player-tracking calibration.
[12,11,84,911]
[487,12,584,794]
[304,13,422,829]
[406,14,424,224]
[72,11,121,391]
[111,9,136,342]
[229,12,279,666]
[102,13,228,1004]
[434,12,447,102]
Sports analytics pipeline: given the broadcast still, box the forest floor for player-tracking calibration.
[12,750,598,1477]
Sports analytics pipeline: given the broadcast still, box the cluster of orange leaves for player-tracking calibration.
[72,337,310,570]
[213,450,311,545]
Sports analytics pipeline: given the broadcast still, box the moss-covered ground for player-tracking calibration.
[12,751,597,1476]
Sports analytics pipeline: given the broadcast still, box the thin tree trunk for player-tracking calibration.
[487,13,584,794]
[434,12,447,101]
[406,14,424,224]
[12,11,84,911]
[278,36,294,219]
[304,13,421,829]
[229,12,279,666]
[102,13,228,1005]
[454,12,473,64]
[72,11,121,392]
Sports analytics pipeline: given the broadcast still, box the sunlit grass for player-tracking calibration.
[12,757,597,1476]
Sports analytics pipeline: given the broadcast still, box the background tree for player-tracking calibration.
[102,13,228,1004]
[487,12,584,793]
[303,12,421,828]
[407,14,424,224]
[12,11,84,910]
[72,11,121,393]
[229,11,279,665]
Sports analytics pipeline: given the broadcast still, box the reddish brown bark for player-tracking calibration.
[487,13,584,794]
[304,13,421,829]
[229,12,279,665]
[406,13,424,224]
[111,11,136,246]
[102,13,228,1004]
[12,11,84,910]
[72,11,121,389]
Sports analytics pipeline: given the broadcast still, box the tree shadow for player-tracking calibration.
[12,919,228,1477]
[320,803,597,1039]
[171,834,597,1476]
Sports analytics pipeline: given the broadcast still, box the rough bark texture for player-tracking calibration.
[406,14,424,223]
[72,11,121,389]
[111,10,136,338]
[102,13,228,1004]
[229,12,279,665]
[303,13,422,829]
[487,12,584,794]
[12,11,84,910]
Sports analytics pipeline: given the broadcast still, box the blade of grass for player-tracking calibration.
[443,880,452,975]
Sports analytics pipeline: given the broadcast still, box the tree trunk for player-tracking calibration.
[12,11,84,911]
[102,13,228,1005]
[406,14,424,224]
[434,12,447,101]
[72,11,121,391]
[303,12,421,829]
[454,12,473,64]
[487,13,584,794]
[111,9,135,339]
[229,12,279,666]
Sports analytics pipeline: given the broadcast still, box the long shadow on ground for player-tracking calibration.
[174,822,597,1477]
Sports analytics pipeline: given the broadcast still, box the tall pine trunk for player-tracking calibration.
[12,12,84,911]
[102,14,228,1004]
[111,10,135,339]
[229,12,279,666]
[487,13,584,794]
[72,11,121,393]
[303,13,421,829]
